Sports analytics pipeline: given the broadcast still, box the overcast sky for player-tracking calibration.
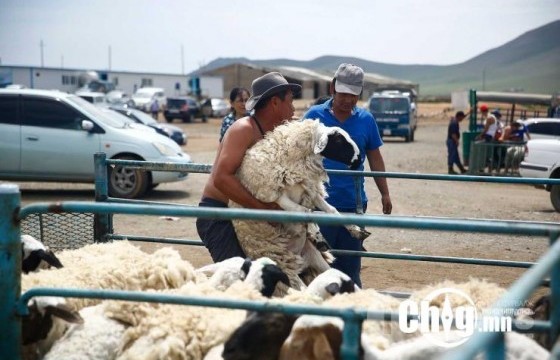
[1,0,559,74]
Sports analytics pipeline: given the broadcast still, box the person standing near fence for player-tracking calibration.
[303,63,392,287]
[219,87,251,142]
[196,72,301,262]
[447,111,468,174]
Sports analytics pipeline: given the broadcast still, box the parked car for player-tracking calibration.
[200,98,230,118]
[521,118,560,140]
[164,96,207,123]
[519,139,560,212]
[110,105,187,146]
[75,91,108,106]
[0,89,192,199]
[367,90,417,142]
[131,87,166,112]
[105,90,135,108]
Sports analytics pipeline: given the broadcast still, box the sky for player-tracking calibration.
[1,0,559,75]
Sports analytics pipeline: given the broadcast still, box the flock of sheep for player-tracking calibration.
[17,119,555,359]
[19,237,552,359]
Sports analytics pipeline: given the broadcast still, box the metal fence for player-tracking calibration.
[468,141,526,176]
[2,188,560,360]
[3,153,560,359]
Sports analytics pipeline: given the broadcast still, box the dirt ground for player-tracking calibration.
[10,100,560,295]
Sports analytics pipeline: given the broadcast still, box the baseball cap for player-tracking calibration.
[334,63,364,96]
[480,104,488,112]
[491,109,502,118]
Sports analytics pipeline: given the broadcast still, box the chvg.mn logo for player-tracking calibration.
[398,288,512,347]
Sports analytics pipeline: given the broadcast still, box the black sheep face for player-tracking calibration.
[22,249,64,274]
[222,312,297,360]
[314,126,360,169]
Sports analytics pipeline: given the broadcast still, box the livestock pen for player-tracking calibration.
[2,155,560,359]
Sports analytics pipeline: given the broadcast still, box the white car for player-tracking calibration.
[521,118,560,140]
[131,87,166,112]
[519,139,560,212]
[0,89,191,199]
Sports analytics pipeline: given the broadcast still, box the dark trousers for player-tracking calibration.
[446,139,463,168]
[196,197,246,262]
[319,205,366,287]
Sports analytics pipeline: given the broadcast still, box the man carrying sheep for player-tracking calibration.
[196,72,301,262]
[304,63,392,287]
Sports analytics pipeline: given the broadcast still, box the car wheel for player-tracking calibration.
[182,114,192,123]
[550,185,560,212]
[165,116,173,123]
[410,129,415,142]
[202,115,208,123]
[108,156,150,199]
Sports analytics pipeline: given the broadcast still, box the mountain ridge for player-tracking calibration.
[197,20,560,97]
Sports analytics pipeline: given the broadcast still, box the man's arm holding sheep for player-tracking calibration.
[366,149,392,215]
[213,122,280,211]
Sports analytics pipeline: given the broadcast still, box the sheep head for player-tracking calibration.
[312,121,360,169]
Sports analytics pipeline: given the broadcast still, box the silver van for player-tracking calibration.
[0,89,191,198]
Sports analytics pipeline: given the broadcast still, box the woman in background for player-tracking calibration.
[219,87,250,142]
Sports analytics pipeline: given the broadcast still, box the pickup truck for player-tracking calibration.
[519,139,560,212]
[366,91,417,142]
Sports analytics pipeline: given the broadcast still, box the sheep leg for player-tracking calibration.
[310,195,371,241]
[276,193,311,213]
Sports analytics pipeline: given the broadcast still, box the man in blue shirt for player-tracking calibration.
[303,63,392,287]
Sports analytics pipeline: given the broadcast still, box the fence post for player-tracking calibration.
[94,153,112,242]
[0,184,22,360]
[550,232,560,351]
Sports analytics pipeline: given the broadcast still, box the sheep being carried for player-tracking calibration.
[230,118,368,291]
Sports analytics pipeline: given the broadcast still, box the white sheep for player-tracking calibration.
[107,259,289,360]
[22,241,200,311]
[230,119,365,291]
[43,303,126,360]
[21,234,63,273]
[304,268,360,300]
[41,257,289,360]
[22,296,83,360]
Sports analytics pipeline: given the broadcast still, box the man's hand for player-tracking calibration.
[381,194,392,215]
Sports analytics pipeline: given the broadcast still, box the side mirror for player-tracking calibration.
[81,120,94,131]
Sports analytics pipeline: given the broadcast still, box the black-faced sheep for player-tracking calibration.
[21,234,63,273]
[22,296,83,360]
[230,119,366,291]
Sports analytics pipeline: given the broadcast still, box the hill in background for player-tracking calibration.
[197,20,560,98]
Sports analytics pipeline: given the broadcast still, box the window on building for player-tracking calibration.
[141,78,153,87]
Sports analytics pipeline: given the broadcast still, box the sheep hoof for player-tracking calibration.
[347,225,371,241]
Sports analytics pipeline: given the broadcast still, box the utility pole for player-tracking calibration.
[108,45,112,70]
[181,44,185,75]
[39,39,44,67]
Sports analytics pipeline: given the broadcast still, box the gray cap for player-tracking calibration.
[245,72,301,111]
[334,63,364,95]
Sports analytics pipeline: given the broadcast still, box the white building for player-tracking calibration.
[0,65,224,98]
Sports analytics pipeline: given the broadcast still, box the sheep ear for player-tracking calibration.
[241,258,252,277]
[45,304,84,324]
[314,124,334,154]
[325,282,341,296]
[38,250,64,269]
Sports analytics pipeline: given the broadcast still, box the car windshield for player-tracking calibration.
[369,97,409,114]
[66,95,130,128]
